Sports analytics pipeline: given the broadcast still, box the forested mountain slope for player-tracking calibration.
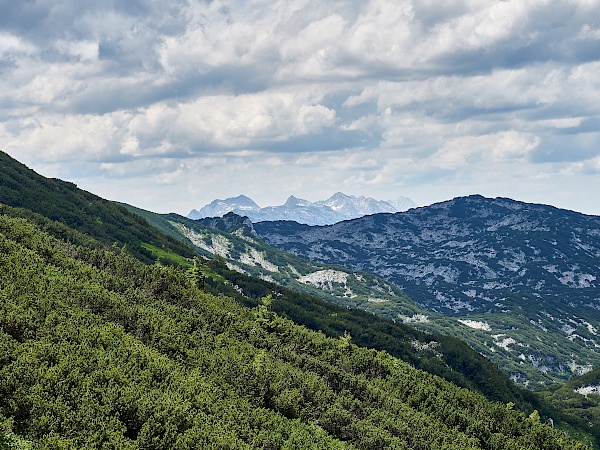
[1,151,597,447]
[0,214,587,449]
[0,151,194,264]
[254,196,600,387]
[120,204,552,411]
[539,368,600,441]
[1,151,548,410]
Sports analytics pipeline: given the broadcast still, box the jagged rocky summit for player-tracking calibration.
[188,192,417,225]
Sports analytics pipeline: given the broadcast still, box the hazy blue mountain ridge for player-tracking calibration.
[255,195,600,315]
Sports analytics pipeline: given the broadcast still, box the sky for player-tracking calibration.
[1,0,600,216]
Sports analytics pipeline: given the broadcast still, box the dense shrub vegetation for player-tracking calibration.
[1,150,597,448]
[0,215,587,449]
[201,259,541,408]
[0,152,194,264]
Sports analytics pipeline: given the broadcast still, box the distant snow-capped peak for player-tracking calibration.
[284,195,312,207]
[188,192,417,225]
[188,195,260,220]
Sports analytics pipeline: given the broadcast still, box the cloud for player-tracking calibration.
[0,31,36,57]
[1,88,341,163]
[1,0,600,215]
[432,131,540,169]
[531,132,600,164]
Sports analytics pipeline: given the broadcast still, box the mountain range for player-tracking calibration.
[3,150,600,447]
[254,196,600,387]
[3,148,597,387]
[146,194,600,388]
[187,192,417,225]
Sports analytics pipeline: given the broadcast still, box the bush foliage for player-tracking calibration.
[0,214,587,449]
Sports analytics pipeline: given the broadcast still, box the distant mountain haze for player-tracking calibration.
[188,192,417,225]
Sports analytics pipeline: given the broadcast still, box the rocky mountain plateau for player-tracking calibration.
[254,195,600,387]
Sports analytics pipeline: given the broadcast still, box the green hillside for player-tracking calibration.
[1,151,540,410]
[0,151,194,265]
[121,205,424,317]
[0,149,541,414]
[119,204,548,410]
[123,206,600,447]
[538,369,600,445]
[0,150,596,447]
[0,214,586,449]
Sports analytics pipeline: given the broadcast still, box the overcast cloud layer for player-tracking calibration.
[1,0,600,215]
